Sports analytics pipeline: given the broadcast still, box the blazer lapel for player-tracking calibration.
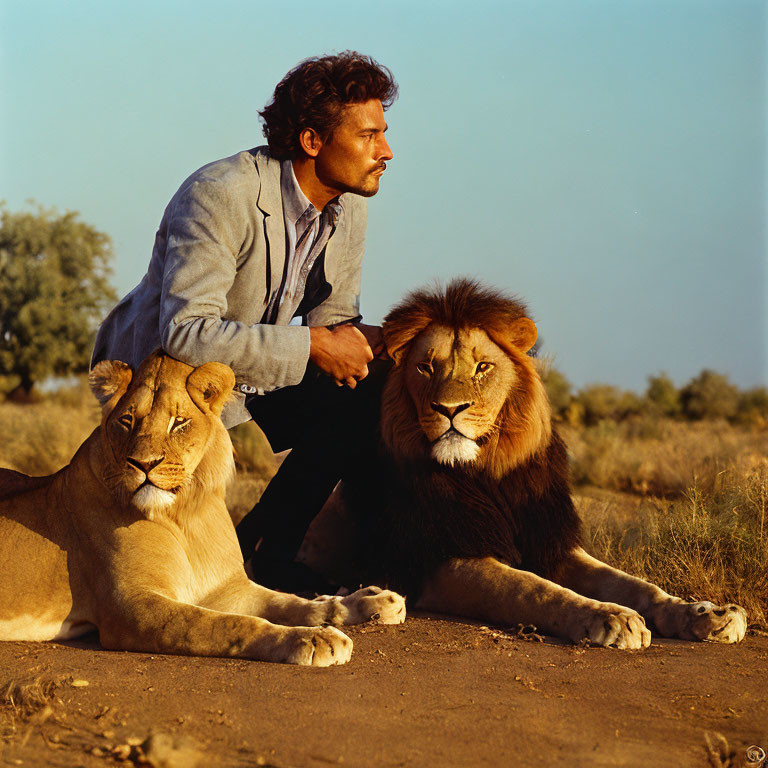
[254,151,286,310]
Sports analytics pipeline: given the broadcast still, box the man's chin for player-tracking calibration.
[356,187,379,198]
[349,178,381,198]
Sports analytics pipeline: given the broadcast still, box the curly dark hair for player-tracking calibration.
[260,51,398,160]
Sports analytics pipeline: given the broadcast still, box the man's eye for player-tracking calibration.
[117,414,133,429]
[416,362,433,377]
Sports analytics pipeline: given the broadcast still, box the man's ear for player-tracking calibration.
[298,127,323,158]
[89,361,133,413]
[187,362,236,416]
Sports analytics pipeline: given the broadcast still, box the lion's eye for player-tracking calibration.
[415,362,433,377]
[116,413,133,430]
[474,362,494,376]
[169,416,189,433]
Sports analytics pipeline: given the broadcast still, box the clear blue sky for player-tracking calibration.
[2,0,766,391]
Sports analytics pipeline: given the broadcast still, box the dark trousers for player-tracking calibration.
[235,359,391,572]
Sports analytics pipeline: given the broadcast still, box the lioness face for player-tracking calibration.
[403,325,516,466]
[90,353,234,516]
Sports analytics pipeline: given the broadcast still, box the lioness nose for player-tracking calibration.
[126,455,164,474]
[430,401,472,420]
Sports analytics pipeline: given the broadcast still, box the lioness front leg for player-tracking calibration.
[417,556,650,649]
[555,547,747,643]
[100,593,352,666]
[202,576,406,627]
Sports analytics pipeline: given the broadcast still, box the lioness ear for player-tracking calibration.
[89,360,133,411]
[489,317,538,355]
[187,362,236,416]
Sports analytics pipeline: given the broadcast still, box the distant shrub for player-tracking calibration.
[541,365,572,420]
[680,369,740,421]
[645,373,681,418]
[736,387,768,427]
[573,384,643,426]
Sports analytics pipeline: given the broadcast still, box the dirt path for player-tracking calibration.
[1,617,765,768]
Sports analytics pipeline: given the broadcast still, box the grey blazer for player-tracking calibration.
[91,147,368,427]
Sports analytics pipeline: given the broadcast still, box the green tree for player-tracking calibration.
[645,372,681,417]
[680,369,740,421]
[0,204,117,396]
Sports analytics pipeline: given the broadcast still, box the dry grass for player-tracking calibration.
[0,378,100,476]
[581,461,768,630]
[562,417,768,496]
[0,674,67,743]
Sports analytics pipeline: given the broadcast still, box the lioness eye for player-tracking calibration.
[474,362,494,375]
[117,413,133,429]
[416,362,433,377]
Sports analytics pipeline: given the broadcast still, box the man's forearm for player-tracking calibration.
[163,316,311,392]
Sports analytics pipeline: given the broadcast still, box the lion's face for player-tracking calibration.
[381,280,552,477]
[402,325,517,465]
[88,352,235,517]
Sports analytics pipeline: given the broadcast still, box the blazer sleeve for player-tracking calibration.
[158,177,311,391]
[306,194,367,327]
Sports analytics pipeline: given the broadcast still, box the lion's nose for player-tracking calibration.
[430,401,472,420]
[126,455,165,474]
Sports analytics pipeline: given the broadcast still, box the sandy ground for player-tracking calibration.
[0,617,766,768]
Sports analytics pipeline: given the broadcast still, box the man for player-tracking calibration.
[92,51,397,591]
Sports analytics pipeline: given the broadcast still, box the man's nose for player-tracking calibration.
[378,135,393,161]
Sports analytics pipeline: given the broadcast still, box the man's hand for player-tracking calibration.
[309,325,374,388]
[354,323,386,359]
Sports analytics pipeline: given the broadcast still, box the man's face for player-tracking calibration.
[314,99,393,198]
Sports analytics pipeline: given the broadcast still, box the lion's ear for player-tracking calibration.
[383,321,430,367]
[509,317,538,352]
[187,362,235,416]
[489,317,538,355]
[89,361,133,411]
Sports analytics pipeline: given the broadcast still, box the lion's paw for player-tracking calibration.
[655,601,747,643]
[342,586,407,625]
[282,626,353,666]
[578,604,651,650]
[313,586,406,626]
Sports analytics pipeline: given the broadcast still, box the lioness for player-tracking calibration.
[300,279,747,649]
[0,351,404,665]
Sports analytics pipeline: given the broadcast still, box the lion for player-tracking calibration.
[299,279,747,649]
[0,350,405,666]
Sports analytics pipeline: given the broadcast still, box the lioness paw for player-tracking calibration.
[655,601,747,643]
[313,586,406,626]
[282,626,353,666]
[579,604,651,650]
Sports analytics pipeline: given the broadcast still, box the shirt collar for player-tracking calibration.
[281,160,344,226]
